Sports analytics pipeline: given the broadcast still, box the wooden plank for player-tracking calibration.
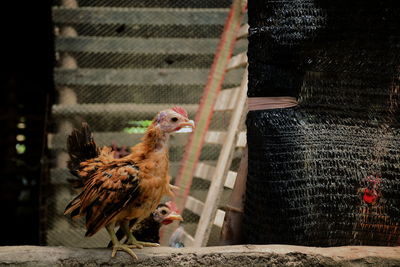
[220,146,248,245]
[214,209,226,228]
[185,196,226,227]
[205,131,226,145]
[54,68,243,86]
[76,0,232,8]
[56,37,219,54]
[193,69,248,247]
[237,24,249,39]
[185,196,204,216]
[236,131,246,148]
[204,130,246,147]
[194,162,215,180]
[194,162,237,190]
[214,87,240,111]
[226,52,247,71]
[224,171,237,190]
[52,103,198,119]
[53,7,229,25]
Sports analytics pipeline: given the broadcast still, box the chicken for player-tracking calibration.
[110,201,183,246]
[64,106,194,259]
[67,145,183,245]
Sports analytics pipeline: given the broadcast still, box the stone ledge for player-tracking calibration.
[0,245,399,266]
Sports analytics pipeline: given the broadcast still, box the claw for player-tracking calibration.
[169,184,180,191]
[126,243,143,249]
[126,240,160,249]
[111,244,138,259]
[166,184,180,197]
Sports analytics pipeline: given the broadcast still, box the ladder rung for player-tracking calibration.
[54,68,209,86]
[205,130,246,147]
[181,229,194,247]
[237,24,249,39]
[185,196,225,227]
[185,196,204,216]
[205,131,226,145]
[214,209,226,228]
[52,103,198,119]
[194,163,237,189]
[54,68,243,86]
[56,37,220,55]
[214,87,240,111]
[236,131,246,147]
[226,52,247,71]
[224,171,237,189]
[194,162,215,180]
[53,7,229,26]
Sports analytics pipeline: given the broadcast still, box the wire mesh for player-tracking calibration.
[47,0,234,247]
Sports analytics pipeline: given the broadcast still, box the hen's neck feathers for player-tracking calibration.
[127,123,169,163]
[142,123,169,151]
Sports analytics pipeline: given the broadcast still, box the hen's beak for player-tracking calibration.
[176,120,195,133]
[179,120,195,129]
[161,212,184,225]
[167,212,184,221]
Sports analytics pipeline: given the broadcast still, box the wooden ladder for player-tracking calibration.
[182,23,249,247]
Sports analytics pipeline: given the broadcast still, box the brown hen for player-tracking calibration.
[64,107,194,259]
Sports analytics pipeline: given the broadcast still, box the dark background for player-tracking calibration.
[1,1,54,245]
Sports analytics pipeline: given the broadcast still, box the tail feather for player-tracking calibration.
[84,201,118,237]
[67,122,99,186]
[64,192,83,218]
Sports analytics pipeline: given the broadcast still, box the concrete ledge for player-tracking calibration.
[1,245,399,266]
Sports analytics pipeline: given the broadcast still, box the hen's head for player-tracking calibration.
[152,201,183,225]
[154,106,195,133]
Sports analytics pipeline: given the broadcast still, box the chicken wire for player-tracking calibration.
[46,0,239,247]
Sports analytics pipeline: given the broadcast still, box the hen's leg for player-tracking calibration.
[121,220,160,248]
[106,222,138,259]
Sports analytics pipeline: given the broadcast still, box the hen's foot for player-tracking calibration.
[111,243,138,259]
[126,239,160,249]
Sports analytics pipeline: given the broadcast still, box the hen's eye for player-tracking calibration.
[161,210,168,215]
[171,117,178,122]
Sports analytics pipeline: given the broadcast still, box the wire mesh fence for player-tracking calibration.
[46,0,241,247]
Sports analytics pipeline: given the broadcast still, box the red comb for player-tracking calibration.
[171,106,188,118]
[165,201,179,213]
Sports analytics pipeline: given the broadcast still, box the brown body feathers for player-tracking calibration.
[64,108,192,239]
[64,123,175,237]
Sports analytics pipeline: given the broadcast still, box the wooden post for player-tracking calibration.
[219,145,247,245]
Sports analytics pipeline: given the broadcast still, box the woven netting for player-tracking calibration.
[244,0,400,246]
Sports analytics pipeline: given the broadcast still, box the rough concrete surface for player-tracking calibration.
[0,245,400,267]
